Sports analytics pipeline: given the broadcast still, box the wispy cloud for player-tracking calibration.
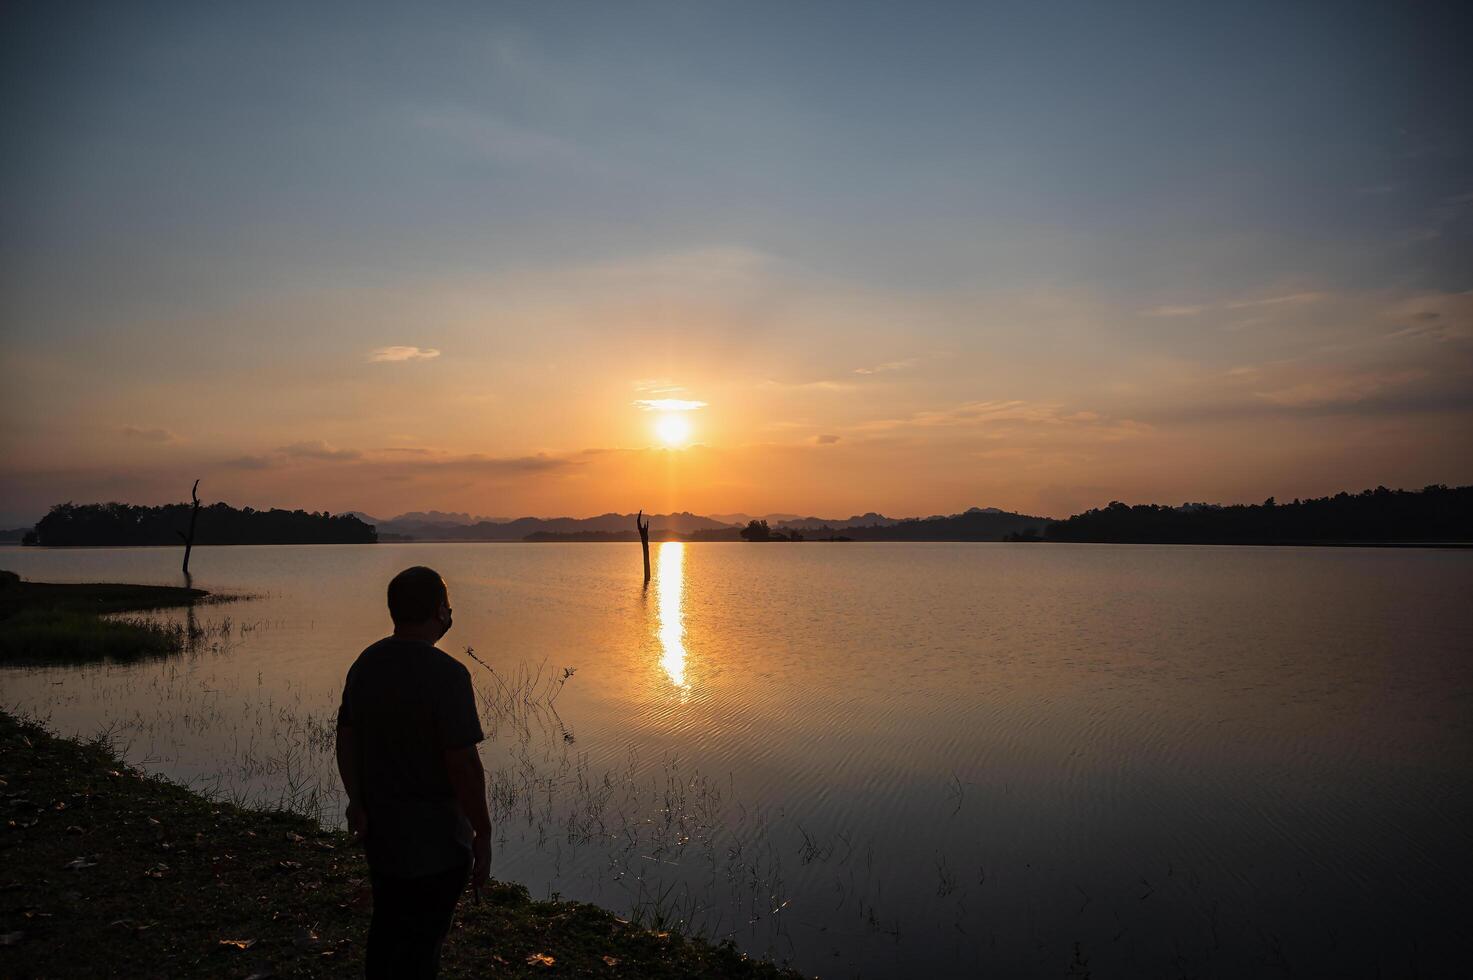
[758,377,857,392]
[1253,369,1428,408]
[814,434,841,445]
[634,398,707,412]
[1143,292,1324,319]
[859,400,1065,430]
[369,346,441,362]
[374,446,436,456]
[224,446,578,477]
[853,358,920,376]
[120,426,177,443]
[854,399,1149,441]
[762,357,924,392]
[1225,292,1325,310]
[1143,305,1210,318]
[1380,290,1473,344]
[221,455,274,470]
[633,379,686,396]
[220,442,363,468]
[392,451,576,476]
[279,440,361,461]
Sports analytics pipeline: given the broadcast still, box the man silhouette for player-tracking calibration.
[336,566,492,979]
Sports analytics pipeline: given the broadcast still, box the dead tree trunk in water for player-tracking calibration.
[636,510,651,584]
[178,479,201,576]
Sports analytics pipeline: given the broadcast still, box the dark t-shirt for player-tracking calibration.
[337,637,485,878]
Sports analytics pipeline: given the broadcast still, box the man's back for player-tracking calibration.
[337,637,484,878]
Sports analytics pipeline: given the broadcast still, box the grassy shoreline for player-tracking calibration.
[0,710,804,978]
[0,573,217,664]
[0,575,805,976]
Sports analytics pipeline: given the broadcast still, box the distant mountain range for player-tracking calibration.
[344,510,511,539]
[350,506,1051,542]
[353,510,735,541]
[705,512,800,527]
[361,510,508,526]
[13,484,1464,548]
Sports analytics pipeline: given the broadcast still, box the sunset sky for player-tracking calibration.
[2,1,1470,525]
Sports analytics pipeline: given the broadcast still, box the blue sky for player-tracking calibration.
[1,1,1469,523]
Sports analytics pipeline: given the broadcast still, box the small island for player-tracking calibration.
[22,501,377,547]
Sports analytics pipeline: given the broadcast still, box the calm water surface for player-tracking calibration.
[2,542,1470,977]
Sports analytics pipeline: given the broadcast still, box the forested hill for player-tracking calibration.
[25,502,377,546]
[1043,485,1472,544]
[812,509,1052,541]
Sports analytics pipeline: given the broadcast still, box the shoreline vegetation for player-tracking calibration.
[0,572,216,664]
[6,483,1469,548]
[0,577,805,977]
[0,711,804,979]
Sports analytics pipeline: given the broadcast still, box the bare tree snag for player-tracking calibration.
[177,479,201,575]
[636,509,651,584]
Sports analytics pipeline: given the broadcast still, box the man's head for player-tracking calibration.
[387,566,452,640]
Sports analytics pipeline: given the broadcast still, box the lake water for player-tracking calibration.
[2,542,1470,977]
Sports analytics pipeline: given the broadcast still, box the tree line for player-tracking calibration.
[24,502,377,547]
[1042,484,1471,544]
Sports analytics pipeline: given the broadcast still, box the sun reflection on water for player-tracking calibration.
[656,542,689,690]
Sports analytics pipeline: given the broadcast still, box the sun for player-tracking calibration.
[655,413,692,447]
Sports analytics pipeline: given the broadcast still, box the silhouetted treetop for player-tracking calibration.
[1043,484,1471,544]
[740,519,772,542]
[27,501,377,547]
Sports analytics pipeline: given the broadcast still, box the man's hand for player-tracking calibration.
[445,742,493,902]
[345,800,368,839]
[335,723,366,844]
[470,834,491,902]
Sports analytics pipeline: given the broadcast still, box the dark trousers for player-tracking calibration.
[366,861,468,979]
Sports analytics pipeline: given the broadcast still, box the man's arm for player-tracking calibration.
[445,744,492,898]
[335,724,368,837]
